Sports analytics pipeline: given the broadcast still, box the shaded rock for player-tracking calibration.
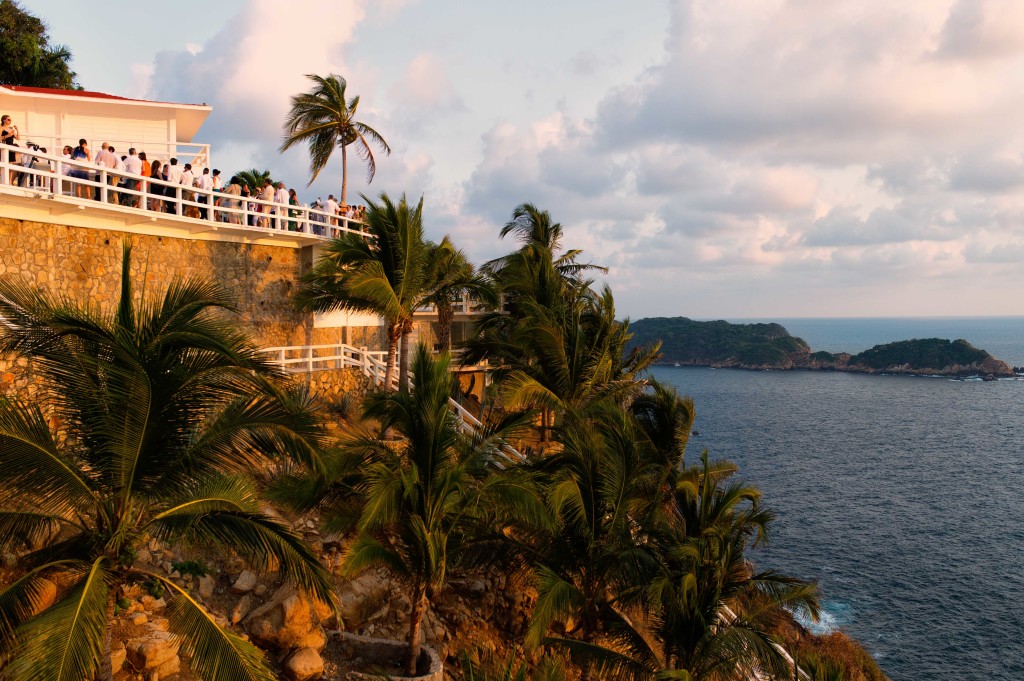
[231,594,254,625]
[337,570,391,629]
[197,574,216,599]
[127,629,179,670]
[232,569,257,594]
[283,647,324,681]
[110,644,126,675]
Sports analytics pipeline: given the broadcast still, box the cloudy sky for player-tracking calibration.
[23,0,1024,318]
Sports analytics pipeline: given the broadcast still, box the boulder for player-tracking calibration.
[197,574,216,599]
[110,644,126,675]
[245,583,330,651]
[336,570,392,628]
[282,647,324,681]
[231,569,258,594]
[126,629,179,670]
[231,594,254,625]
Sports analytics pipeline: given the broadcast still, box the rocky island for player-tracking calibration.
[628,317,1015,378]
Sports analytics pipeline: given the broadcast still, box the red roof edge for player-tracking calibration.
[0,85,208,108]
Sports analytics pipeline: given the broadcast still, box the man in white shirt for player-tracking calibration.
[121,148,143,206]
[163,158,183,211]
[93,143,119,203]
[164,158,183,184]
[274,182,289,229]
[196,168,214,219]
[180,163,194,188]
[326,194,339,232]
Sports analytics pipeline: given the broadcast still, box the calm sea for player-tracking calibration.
[650,317,1024,681]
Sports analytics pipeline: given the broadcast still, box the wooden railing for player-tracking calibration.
[0,142,368,241]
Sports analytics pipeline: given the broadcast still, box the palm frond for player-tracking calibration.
[136,570,276,681]
[4,557,111,681]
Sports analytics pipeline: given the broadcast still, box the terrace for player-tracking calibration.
[0,142,368,246]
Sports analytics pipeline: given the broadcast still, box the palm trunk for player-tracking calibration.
[340,144,348,206]
[437,302,454,352]
[99,596,115,681]
[384,323,400,390]
[406,582,428,676]
[398,327,412,393]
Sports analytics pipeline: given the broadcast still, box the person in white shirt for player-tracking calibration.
[164,158,183,184]
[211,169,222,190]
[163,158,183,211]
[325,194,339,234]
[274,182,289,229]
[256,180,274,228]
[93,144,119,203]
[196,168,214,219]
[119,148,142,206]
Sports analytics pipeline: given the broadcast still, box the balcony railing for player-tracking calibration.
[0,142,367,242]
[9,136,211,172]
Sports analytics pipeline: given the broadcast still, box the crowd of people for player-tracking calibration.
[0,114,367,235]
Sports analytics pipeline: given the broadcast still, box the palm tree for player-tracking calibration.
[465,204,657,441]
[235,168,275,195]
[295,192,432,392]
[280,73,391,206]
[423,237,496,352]
[639,452,821,681]
[342,345,532,675]
[0,243,334,681]
[524,403,663,664]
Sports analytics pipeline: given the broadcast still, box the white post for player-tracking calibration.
[100,168,108,203]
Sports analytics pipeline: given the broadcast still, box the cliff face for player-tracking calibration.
[627,318,1015,378]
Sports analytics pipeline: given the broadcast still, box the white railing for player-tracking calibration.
[0,142,369,241]
[10,136,210,171]
[261,343,392,386]
[260,342,525,464]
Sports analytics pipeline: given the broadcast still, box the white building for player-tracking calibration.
[0,85,211,168]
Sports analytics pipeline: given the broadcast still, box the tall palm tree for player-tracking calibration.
[280,73,391,206]
[423,237,496,352]
[342,345,532,675]
[0,243,334,681]
[295,192,432,392]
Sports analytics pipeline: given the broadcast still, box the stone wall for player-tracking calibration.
[0,217,382,398]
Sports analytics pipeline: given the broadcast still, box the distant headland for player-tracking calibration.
[628,317,1016,378]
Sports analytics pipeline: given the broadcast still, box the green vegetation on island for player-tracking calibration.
[628,316,1014,377]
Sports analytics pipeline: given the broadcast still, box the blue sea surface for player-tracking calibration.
[650,317,1024,681]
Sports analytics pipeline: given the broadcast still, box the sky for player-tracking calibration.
[21,0,1024,318]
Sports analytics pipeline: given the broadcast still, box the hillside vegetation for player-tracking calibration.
[628,316,1013,377]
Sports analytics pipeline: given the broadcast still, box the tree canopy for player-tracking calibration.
[0,0,79,89]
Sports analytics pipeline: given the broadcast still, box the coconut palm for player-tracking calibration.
[465,205,657,441]
[423,237,497,352]
[234,168,275,195]
[627,452,820,681]
[280,73,391,206]
[295,192,432,393]
[342,345,533,675]
[523,405,664,658]
[0,243,334,681]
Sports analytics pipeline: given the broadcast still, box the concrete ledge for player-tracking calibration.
[326,631,443,681]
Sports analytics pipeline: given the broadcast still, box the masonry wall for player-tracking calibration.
[0,217,373,395]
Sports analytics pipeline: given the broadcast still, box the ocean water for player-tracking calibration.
[649,317,1024,681]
